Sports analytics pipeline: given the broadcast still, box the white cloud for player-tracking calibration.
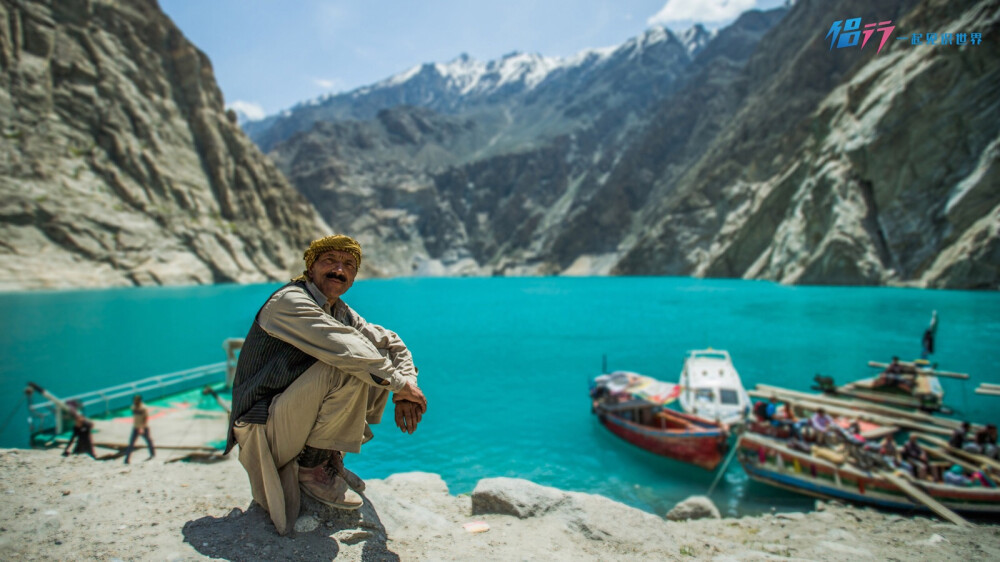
[314,78,338,90]
[648,0,759,26]
[226,100,266,121]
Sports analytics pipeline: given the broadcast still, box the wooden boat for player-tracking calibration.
[737,431,1000,517]
[592,396,729,470]
[588,349,751,470]
[813,359,967,413]
[678,349,752,425]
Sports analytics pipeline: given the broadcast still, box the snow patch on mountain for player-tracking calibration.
[320,24,708,107]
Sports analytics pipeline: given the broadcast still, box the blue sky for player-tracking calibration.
[160,0,787,119]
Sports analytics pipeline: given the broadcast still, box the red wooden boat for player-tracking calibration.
[592,398,730,470]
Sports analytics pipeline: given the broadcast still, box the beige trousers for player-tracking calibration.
[233,362,389,534]
[266,361,389,458]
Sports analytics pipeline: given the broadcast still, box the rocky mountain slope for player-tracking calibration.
[261,19,757,278]
[0,0,329,290]
[245,25,713,154]
[262,9,787,278]
[613,0,1000,289]
[255,0,997,289]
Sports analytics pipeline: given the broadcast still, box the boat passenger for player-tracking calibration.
[949,421,972,449]
[986,424,999,460]
[754,396,782,424]
[902,435,930,480]
[964,427,996,457]
[877,357,917,392]
[943,464,974,486]
[809,408,834,434]
[843,419,866,444]
[878,436,909,471]
[875,357,904,387]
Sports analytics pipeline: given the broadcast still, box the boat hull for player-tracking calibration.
[737,433,1000,516]
[596,407,727,470]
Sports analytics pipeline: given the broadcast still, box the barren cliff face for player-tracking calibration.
[0,0,328,290]
[615,0,1000,289]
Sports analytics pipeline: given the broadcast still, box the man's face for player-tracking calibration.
[308,249,358,302]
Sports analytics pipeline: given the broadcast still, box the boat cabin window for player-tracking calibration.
[695,389,714,402]
[719,389,739,405]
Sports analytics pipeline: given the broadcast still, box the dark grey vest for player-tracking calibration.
[224,281,320,454]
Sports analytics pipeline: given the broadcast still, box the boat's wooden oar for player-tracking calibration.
[867,361,969,380]
[836,387,930,410]
[749,387,952,437]
[914,433,1000,473]
[922,444,985,474]
[877,470,973,527]
[755,384,965,432]
[975,386,1000,397]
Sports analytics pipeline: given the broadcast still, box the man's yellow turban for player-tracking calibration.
[293,234,363,281]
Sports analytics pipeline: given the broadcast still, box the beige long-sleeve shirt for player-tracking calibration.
[258,281,418,393]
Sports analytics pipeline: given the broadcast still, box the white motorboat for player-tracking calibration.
[678,348,751,426]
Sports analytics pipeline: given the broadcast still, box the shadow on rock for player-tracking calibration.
[299,492,400,561]
[182,494,399,561]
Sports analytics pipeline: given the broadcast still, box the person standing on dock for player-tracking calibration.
[123,395,155,464]
[62,402,95,459]
[226,234,427,536]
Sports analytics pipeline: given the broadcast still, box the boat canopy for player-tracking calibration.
[593,371,682,405]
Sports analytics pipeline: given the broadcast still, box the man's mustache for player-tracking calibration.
[325,272,348,282]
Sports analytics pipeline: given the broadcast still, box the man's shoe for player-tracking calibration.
[298,463,363,510]
[325,450,366,492]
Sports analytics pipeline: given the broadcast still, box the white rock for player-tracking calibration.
[928,533,949,545]
[666,495,721,521]
[294,515,320,533]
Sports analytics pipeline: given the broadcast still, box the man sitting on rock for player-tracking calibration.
[226,234,427,535]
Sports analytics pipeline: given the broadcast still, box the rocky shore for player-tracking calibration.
[1,448,998,561]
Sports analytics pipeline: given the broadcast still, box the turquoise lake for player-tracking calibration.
[1,277,999,517]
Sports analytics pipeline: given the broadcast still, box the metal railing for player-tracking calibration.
[28,362,228,441]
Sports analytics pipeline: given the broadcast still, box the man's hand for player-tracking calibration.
[394,400,423,434]
[393,380,426,434]
[393,379,426,411]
